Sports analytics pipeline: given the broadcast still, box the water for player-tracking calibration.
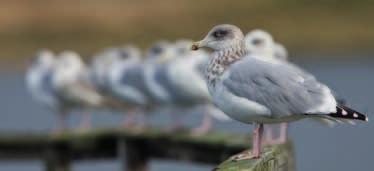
[0,57,373,171]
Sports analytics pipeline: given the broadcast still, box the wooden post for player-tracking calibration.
[213,143,294,171]
[118,138,149,171]
[44,141,71,171]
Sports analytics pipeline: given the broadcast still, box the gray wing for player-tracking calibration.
[223,57,335,116]
[286,62,346,105]
[41,69,58,98]
[120,65,152,98]
[153,63,191,103]
[63,72,103,107]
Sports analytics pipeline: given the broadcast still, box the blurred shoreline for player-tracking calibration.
[0,0,373,69]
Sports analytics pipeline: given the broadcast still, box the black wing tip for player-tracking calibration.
[329,105,369,122]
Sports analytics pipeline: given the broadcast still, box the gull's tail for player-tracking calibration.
[328,105,369,122]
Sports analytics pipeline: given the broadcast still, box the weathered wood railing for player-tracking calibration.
[0,128,294,171]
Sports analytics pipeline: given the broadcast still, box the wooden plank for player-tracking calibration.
[213,143,295,171]
[0,128,294,171]
[0,128,250,162]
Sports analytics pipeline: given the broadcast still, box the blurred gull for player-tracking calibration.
[143,41,175,106]
[52,51,103,132]
[91,46,141,94]
[192,24,368,158]
[161,40,229,135]
[91,46,142,127]
[92,47,140,97]
[26,50,62,132]
[108,41,175,128]
[245,29,286,63]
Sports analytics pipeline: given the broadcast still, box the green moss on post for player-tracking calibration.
[214,143,294,171]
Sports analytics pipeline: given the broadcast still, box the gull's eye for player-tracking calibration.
[212,29,228,38]
[252,38,263,46]
[119,50,129,58]
[151,46,163,54]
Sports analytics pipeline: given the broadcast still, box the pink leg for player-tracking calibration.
[264,123,288,145]
[78,111,91,132]
[54,111,68,134]
[252,123,264,158]
[168,108,184,132]
[136,111,149,130]
[263,124,274,145]
[191,112,212,136]
[122,109,136,128]
[278,123,288,143]
[230,123,264,161]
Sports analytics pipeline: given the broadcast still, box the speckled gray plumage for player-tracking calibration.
[223,56,334,117]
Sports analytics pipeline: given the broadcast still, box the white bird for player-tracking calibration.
[91,46,141,94]
[91,46,142,127]
[192,24,368,159]
[245,29,349,144]
[245,29,288,63]
[245,30,291,144]
[143,41,176,106]
[161,40,229,135]
[52,51,103,132]
[108,41,175,128]
[26,50,63,132]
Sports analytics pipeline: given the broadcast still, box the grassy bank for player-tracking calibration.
[0,0,373,69]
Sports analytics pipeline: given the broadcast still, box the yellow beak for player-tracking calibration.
[191,41,202,51]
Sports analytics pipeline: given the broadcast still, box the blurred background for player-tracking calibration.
[0,0,373,171]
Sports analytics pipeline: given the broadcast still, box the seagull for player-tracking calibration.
[26,50,63,132]
[142,41,185,129]
[192,24,368,159]
[162,39,229,135]
[245,29,290,144]
[91,45,142,127]
[143,41,176,105]
[108,41,175,128]
[91,46,141,94]
[52,51,103,132]
[245,29,287,63]
[245,29,349,144]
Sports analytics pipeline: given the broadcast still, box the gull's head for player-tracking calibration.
[192,24,244,51]
[57,51,83,69]
[93,45,141,68]
[174,39,194,56]
[91,46,141,87]
[118,45,141,61]
[245,29,274,58]
[54,51,84,84]
[147,41,174,64]
[31,49,55,67]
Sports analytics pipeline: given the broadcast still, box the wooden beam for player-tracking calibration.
[0,128,294,171]
[213,143,295,171]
